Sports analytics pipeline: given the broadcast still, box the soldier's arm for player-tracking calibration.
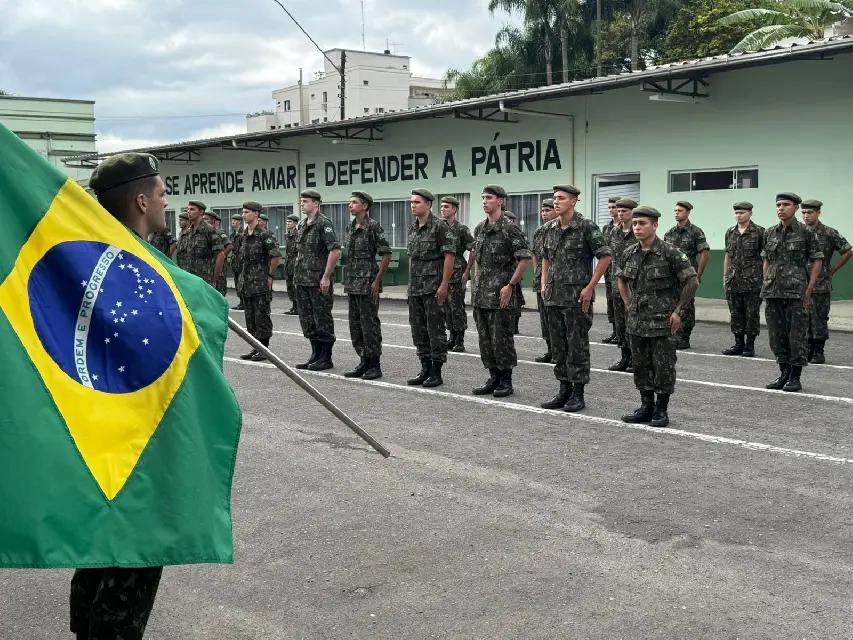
[675,275,699,315]
[696,249,710,282]
[168,241,177,258]
[830,248,852,277]
[617,275,630,306]
[722,252,731,286]
[541,257,550,294]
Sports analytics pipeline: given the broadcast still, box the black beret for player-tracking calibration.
[440,195,460,207]
[632,206,661,219]
[733,201,753,211]
[542,198,554,208]
[483,184,507,198]
[89,153,159,195]
[411,188,435,202]
[607,196,619,204]
[187,200,207,211]
[205,209,221,220]
[231,213,243,220]
[178,211,189,219]
[287,214,299,221]
[242,201,263,212]
[259,212,269,221]
[615,197,637,209]
[503,210,517,220]
[351,191,374,208]
[675,200,693,211]
[801,198,823,209]
[553,184,581,196]
[300,189,322,202]
[776,192,802,205]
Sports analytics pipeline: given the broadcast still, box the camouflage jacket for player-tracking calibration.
[532,223,548,293]
[175,220,225,283]
[761,219,824,299]
[284,228,298,275]
[147,229,174,257]
[446,220,475,284]
[663,221,710,269]
[619,237,697,338]
[602,219,616,244]
[724,221,765,293]
[230,229,244,274]
[541,212,611,308]
[471,214,532,309]
[809,222,851,293]
[239,226,281,297]
[294,213,340,287]
[344,216,392,295]
[608,224,638,291]
[407,214,456,296]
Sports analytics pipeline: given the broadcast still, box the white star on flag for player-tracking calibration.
[116,301,123,308]
[92,375,99,381]
[111,309,116,315]
[104,338,110,344]
[80,281,86,287]
[118,365,125,373]
[114,332,119,338]
[131,310,138,316]
[142,338,149,345]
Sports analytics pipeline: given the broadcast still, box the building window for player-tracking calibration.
[283,99,291,111]
[265,204,294,245]
[364,107,370,114]
[376,107,384,113]
[504,191,554,244]
[210,208,241,231]
[270,126,276,130]
[321,199,412,248]
[669,167,759,192]
[363,80,369,86]
[312,118,320,124]
[165,209,176,236]
[435,193,471,225]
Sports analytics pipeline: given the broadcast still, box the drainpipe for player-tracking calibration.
[498,101,575,184]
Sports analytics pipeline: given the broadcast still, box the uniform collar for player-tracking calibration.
[484,213,510,232]
[775,217,801,232]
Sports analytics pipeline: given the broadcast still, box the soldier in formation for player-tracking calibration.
[532,198,556,363]
[406,188,456,388]
[440,195,474,353]
[342,191,392,380]
[800,199,851,364]
[229,213,245,310]
[500,209,526,336]
[174,200,226,289]
[147,226,175,258]
[601,196,619,344]
[178,210,188,235]
[284,213,300,315]
[762,193,823,392]
[540,185,612,413]
[607,197,638,372]
[618,206,698,427]
[663,201,709,349]
[721,202,764,357]
[237,201,281,362]
[202,208,232,296]
[294,189,341,371]
[469,185,532,398]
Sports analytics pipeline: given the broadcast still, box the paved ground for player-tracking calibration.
[3,293,852,639]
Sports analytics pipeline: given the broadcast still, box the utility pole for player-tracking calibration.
[596,0,602,76]
[339,50,347,120]
[361,0,366,49]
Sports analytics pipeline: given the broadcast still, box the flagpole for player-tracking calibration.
[227,317,391,458]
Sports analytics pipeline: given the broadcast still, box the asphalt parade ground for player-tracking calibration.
[3,293,852,639]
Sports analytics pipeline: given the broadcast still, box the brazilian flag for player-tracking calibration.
[0,123,242,568]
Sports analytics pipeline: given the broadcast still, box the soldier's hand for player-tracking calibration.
[669,312,683,334]
[578,285,594,313]
[267,276,273,290]
[803,291,813,311]
[499,284,513,308]
[320,275,331,294]
[461,273,469,289]
[436,283,449,305]
[371,279,381,302]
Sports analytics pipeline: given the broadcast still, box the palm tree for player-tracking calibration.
[488,0,560,84]
[615,0,683,70]
[719,0,853,53]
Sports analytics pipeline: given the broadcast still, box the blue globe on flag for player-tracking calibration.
[28,241,182,394]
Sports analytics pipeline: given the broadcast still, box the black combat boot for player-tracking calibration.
[810,340,825,364]
[782,366,802,392]
[422,361,444,388]
[240,348,258,360]
[624,349,634,373]
[534,350,552,363]
[622,390,655,423]
[742,334,756,357]
[676,333,691,350]
[295,340,319,369]
[343,357,369,378]
[308,342,334,371]
[722,334,744,356]
[453,331,466,353]
[407,358,432,385]
[562,383,585,413]
[766,363,791,390]
[492,369,513,398]
[541,381,572,409]
[601,331,617,345]
[607,347,631,372]
[250,339,269,362]
[649,393,670,427]
[361,357,383,380]
[473,368,500,395]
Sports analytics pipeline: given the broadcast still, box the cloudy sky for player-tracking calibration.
[0,0,519,152]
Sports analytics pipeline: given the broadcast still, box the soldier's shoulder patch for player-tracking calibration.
[325,226,333,233]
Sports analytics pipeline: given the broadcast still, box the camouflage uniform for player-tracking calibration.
[609,225,638,348]
[663,221,709,342]
[174,220,225,285]
[602,219,616,324]
[532,222,551,353]
[239,226,281,343]
[471,215,532,370]
[445,219,475,333]
[807,222,851,341]
[147,229,174,257]
[407,213,456,363]
[295,214,340,345]
[213,226,232,296]
[724,221,765,336]
[344,216,392,358]
[761,219,823,367]
[284,225,299,310]
[70,567,163,640]
[542,213,611,384]
[230,228,245,303]
[620,238,696,394]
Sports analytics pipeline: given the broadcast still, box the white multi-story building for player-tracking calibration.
[246,49,452,132]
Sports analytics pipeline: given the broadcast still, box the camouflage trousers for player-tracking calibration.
[348,294,383,358]
[673,299,696,341]
[473,306,517,370]
[628,333,677,394]
[808,292,831,341]
[547,305,593,384]
[604,273,615,324]
[215,273,227,297]
[536,293,551,350]
[233,270,245,306]
[444,281,468,332]
[611,293,628,347]
[244,292,272,342]
[296,285,336,344]
[408,292,447,363]
[765,298,808,367]
[726,290,762,336]
[285,270,297,308]
[70,567,163,640]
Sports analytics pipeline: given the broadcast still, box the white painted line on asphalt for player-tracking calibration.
[224,356,853,466]
[265,329,853,405]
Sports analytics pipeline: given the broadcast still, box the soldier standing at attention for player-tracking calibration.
[177,210,188,236]
[174,200,226,287]
[203,209,233,297]
[441,195,474,353]
[469,185,532,398]
[721,202,764,357]
[532,198,556,363]
[501,209,526,336]
[601,196,619,344]
[284,214,300,315]
[663,201,709,349]
[619,206,698,427]
[294,189,341,371]
[540,185,611,413]
[607,197,638,372]
[342,191,392,380]
[406,188,456,388]
[237,201,281,362]
[147,226,175,258]
[801,199,851,364]
[229,213,245,310]
[762,193,824,392]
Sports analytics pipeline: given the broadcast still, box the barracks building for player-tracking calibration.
[70,37,853,300]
